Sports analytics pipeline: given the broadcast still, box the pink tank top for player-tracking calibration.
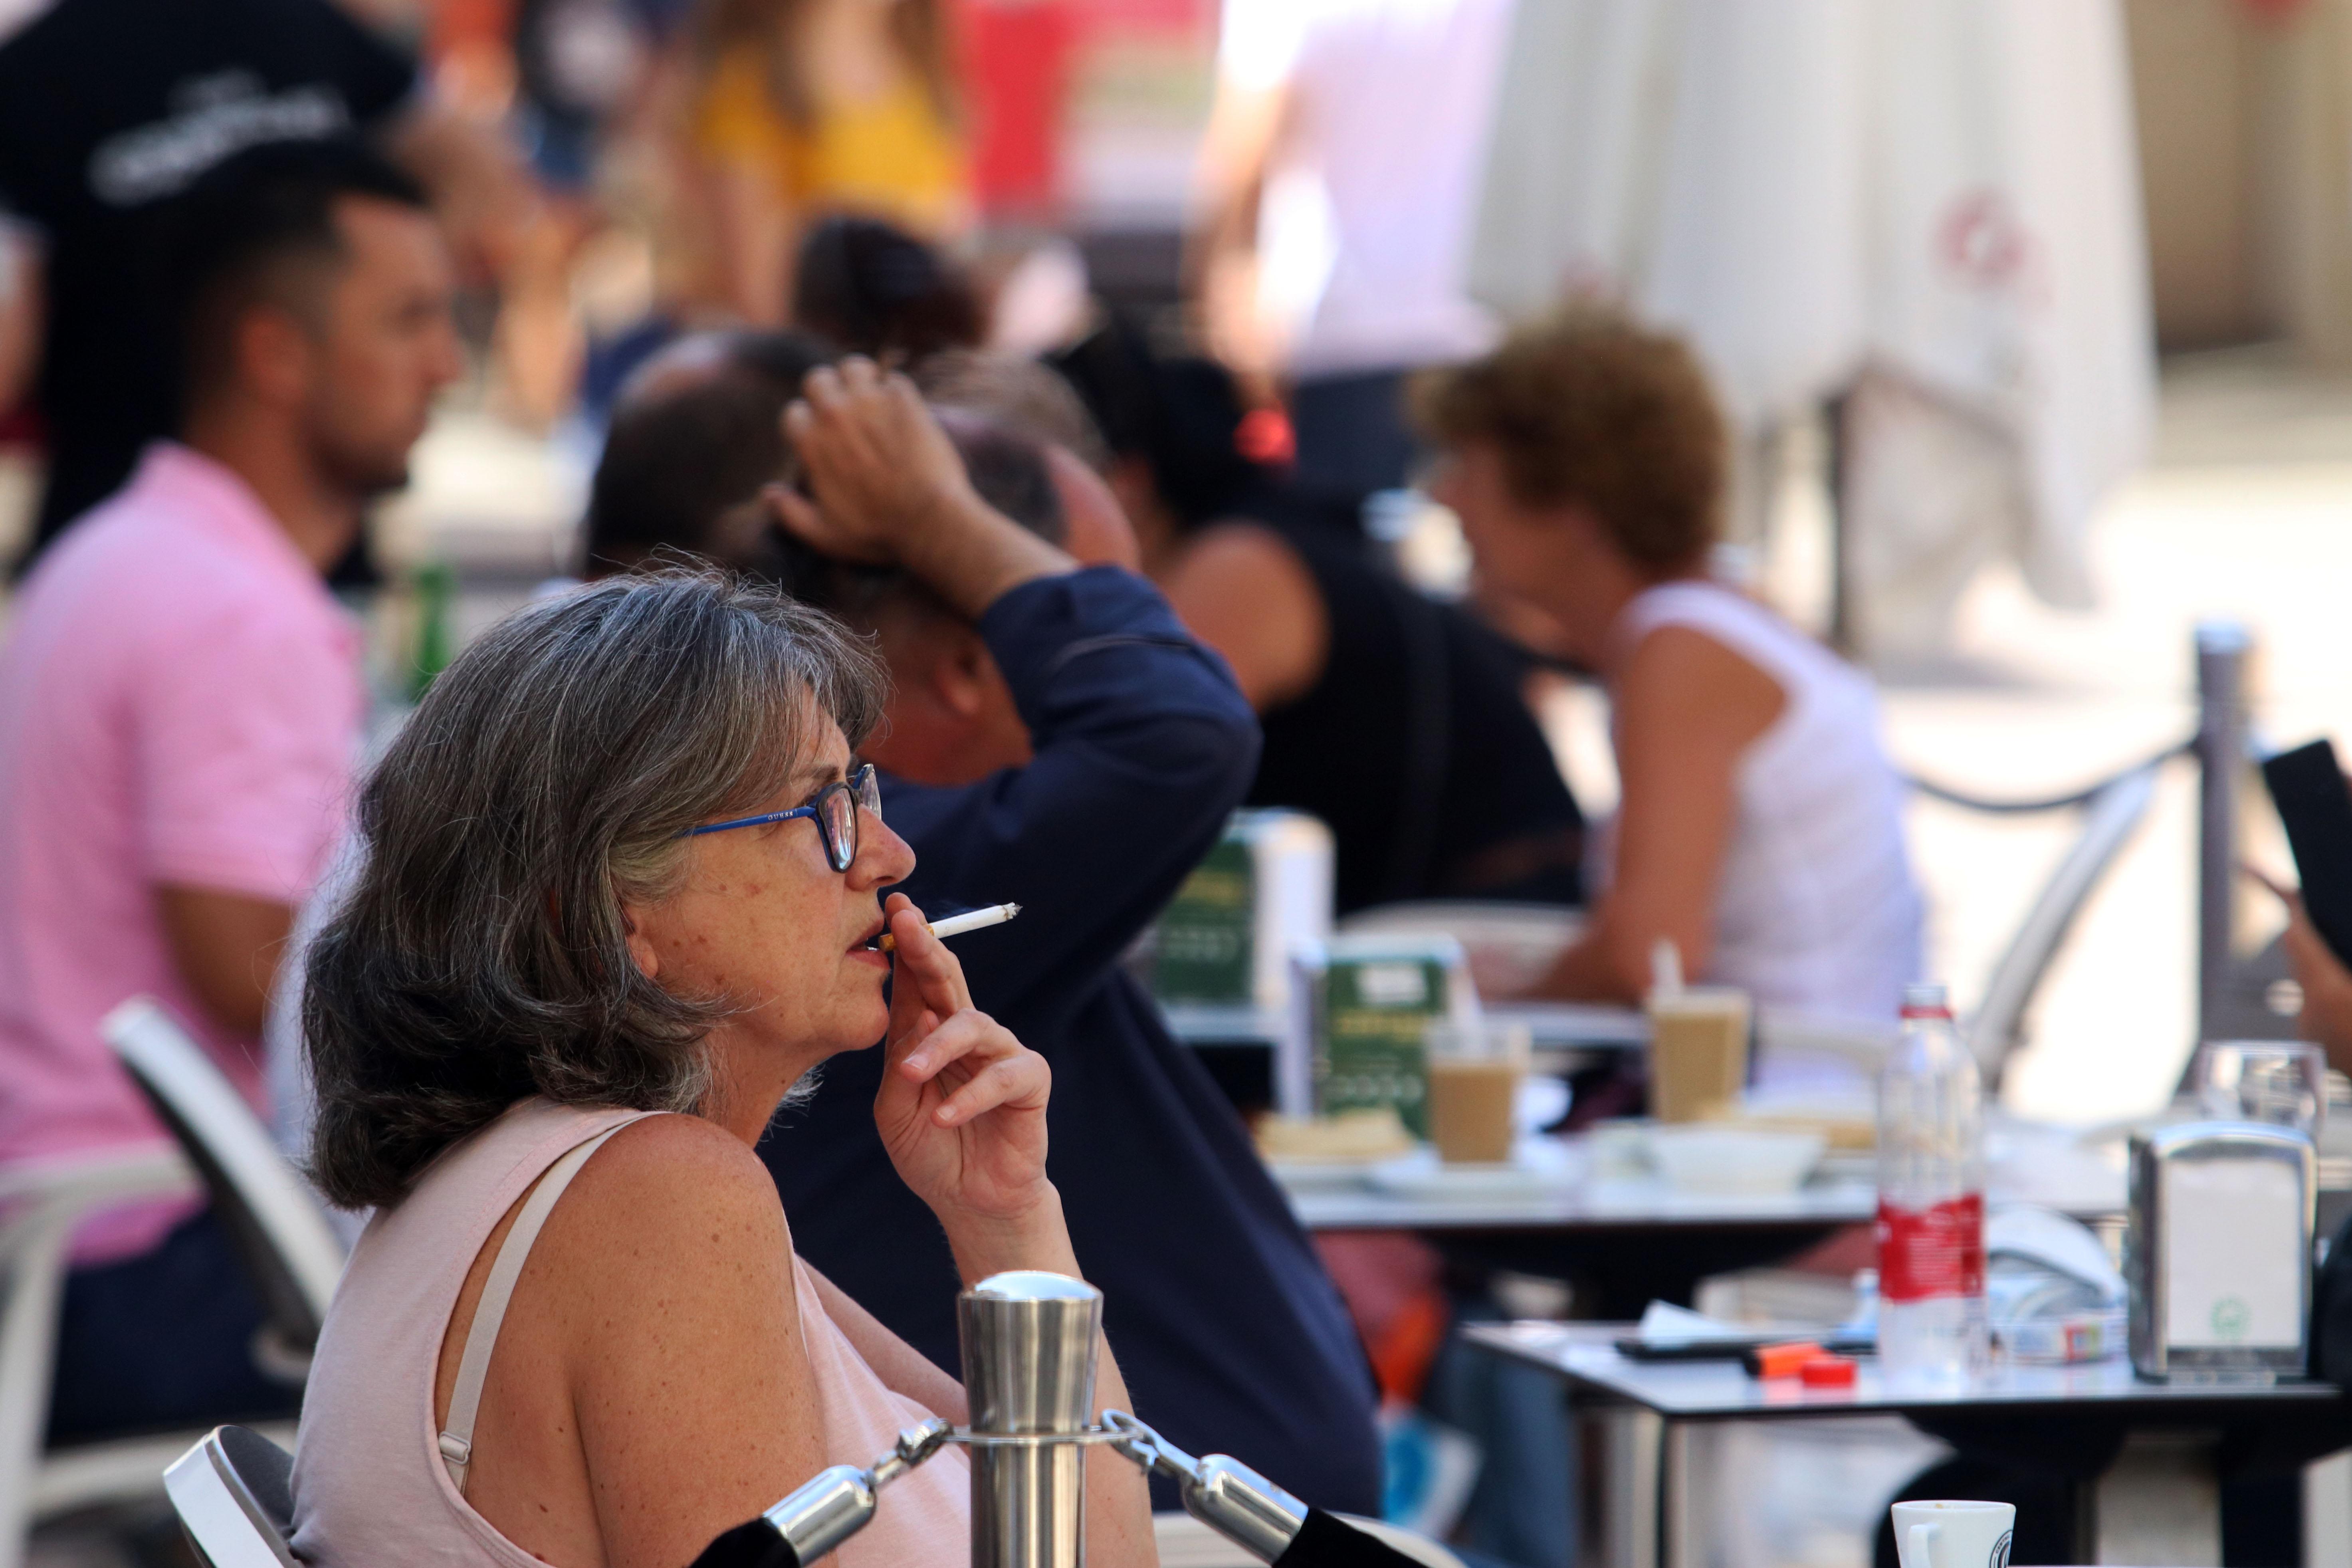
[289,1098,971,1566]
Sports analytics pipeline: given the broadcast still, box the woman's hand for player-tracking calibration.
[872,893,1058,1246]
[868,895,1151,1568]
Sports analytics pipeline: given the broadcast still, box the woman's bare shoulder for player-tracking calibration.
[1621,622,1785,717]
[1171,520,1316,605]
[1163,520,1328,708]
[489,1122,824,1568]
[544,1114,792,1279]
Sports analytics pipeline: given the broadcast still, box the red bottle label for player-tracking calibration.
[1876,1193,1985,1302]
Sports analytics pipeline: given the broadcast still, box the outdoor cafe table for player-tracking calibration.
[1273,1123,2129,1316]
[1465,1321,2351,1568]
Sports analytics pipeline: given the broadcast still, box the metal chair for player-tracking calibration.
[101,998,346,1372]
[1958,759,2162,1086]
[162,1425,297,1568]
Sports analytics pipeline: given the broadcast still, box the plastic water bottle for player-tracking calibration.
[1875,982,1987,1386]
[1841,1268,1880,1341]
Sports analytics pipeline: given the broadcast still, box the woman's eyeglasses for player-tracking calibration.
[677,763,881,873]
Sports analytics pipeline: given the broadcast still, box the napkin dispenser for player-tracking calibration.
[1152,810,1334,1116]
[1296,933,1480,1140]
[2127,1122,2314,1382]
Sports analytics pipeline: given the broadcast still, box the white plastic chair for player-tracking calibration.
[0,1144,207,1568]
[162,1425,297,1568]
[0,995,341,1568]
[101,998,346,1367]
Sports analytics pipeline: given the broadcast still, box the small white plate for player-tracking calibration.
[1367,1140,1580,1200]
[1815,1149,1877,1184]
[1644,1126,1825,1195]
[1267,1157,1385,1193]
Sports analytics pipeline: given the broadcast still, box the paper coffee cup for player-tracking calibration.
[1646,985,1750,1124]
[1425,1021,1530,1164]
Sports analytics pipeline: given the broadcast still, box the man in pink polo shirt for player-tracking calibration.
[0,139,459,1441]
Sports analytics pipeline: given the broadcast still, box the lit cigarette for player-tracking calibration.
[878,902,1022,951]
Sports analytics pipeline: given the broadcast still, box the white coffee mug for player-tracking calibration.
[1891,1500,2015,1568]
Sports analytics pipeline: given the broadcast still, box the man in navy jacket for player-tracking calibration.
[755,358,1382,1513]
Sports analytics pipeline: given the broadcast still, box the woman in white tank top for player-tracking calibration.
[289,401,1154,1568]
[1421,312,1922,1027]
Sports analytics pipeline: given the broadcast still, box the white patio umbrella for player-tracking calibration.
[1467,0,2154,658]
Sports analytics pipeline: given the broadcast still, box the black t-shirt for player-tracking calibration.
[1248,515,1586,914]
[0,0,418,543]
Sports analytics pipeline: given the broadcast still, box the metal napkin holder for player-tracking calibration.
[697,1270,1312,1568]
[2126,1120,2315,1383]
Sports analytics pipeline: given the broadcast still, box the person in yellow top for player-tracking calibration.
[689,0,969,325]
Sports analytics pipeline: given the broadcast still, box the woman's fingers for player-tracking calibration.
[887,899,974,1017]
[888,1008,941,1055]
[883,895,932,1042]
[932,1051,1049,1127]
[896,1007,1011,1080]
[890,1008,1048,1126]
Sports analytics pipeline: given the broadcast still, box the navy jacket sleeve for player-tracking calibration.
[883,568,1260,1040]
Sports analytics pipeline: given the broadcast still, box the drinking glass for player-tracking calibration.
[2192,1041,2326,1135]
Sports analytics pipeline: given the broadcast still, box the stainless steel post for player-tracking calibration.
[750,1419,952,1564]
[1591,1406,1661,1568]
[2196,622,2251,1045]
[959,1271,1102,1568]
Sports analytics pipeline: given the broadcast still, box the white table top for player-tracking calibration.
[1278,1123,2129,1232]
[1284,1172,1887,1231]
[1159,999,1647,1051]
[1465,1321,2343,1419]
[1159,1002,1291,1044]
[1486,1001,1649,1049]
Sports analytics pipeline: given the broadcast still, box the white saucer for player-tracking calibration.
[1267,1156,1387,1193]
[1367,1140,1579,1200]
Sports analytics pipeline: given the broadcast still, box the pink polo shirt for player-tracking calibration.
[0,444,363,1262]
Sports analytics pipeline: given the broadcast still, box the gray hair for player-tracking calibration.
[914,349,1110,473]
[303,567,888,1209]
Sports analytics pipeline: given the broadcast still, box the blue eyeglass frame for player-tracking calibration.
[676,763,880,872]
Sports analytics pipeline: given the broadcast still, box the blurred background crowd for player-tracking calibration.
[6,0,2350,1122]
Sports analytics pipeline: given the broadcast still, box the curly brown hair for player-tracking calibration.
[1414,311,1728,573]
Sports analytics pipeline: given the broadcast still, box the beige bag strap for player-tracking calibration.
[438,1120,636,1493]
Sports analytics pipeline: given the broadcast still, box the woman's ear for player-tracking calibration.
[617,900,662,982]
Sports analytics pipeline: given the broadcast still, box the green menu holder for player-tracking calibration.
[1312,941,1462,1140]
[1154,834,1256,1004]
